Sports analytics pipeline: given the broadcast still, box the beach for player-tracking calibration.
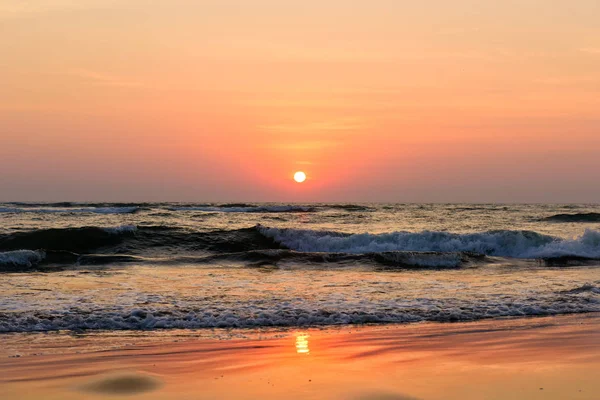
[2,314,598,400]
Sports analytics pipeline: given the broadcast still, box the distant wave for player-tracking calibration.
[0,202,379,214]
[322,204,375,211]
[542,213,600,223]
[0,206,141,214]
[4,202,157,208]
[257,226,600,259]
[169,205,315,213]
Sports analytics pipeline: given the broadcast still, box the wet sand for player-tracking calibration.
[1,314,599,400]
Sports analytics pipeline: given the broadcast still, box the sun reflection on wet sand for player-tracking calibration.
[295,333,310,355]
[1,316,599,400]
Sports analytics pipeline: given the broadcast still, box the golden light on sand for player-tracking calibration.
[295,333,310,354]
[294,171,307,183]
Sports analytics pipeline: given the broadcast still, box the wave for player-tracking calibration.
[28,249,483,269]
[0,225,277,267]
[167,203,373,213]
[4,202,157,208]
[560,284,600,295]
[542,213,600,223]
[201,249,483,268]
[0,224,485,269]
[0,250,45,270]
[170,205,315,213]
[6,202,77,208]
[1,284,597,332]
[0,202,379,214]
[323,204,375,211]
[0,225,137,253]
[3,225,599,271]
[257,226,600,259]
[0,206,141,214]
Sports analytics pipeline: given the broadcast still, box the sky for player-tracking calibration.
[1,1,599,202]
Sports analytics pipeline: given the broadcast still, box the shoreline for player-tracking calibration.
[2,312,599,355]
[1,313,598,399]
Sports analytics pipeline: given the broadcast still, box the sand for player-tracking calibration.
[1,314,599,400]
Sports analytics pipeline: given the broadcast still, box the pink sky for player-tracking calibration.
[1,1,599,202]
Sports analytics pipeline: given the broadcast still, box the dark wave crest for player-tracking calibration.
[4,202,160,208]
[0,225,279,255]
[0,225,282,271]
[0,226,136,253]
[323,204,375,211]
[542,213,600,223]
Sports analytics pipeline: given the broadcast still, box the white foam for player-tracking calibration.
[102,225,137,234]
[0,293,597,332]
[258,227,600,259]
[0,250,45,267]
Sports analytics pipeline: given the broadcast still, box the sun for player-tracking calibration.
[293,171,306,183]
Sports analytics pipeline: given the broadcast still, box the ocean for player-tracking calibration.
[1,203,599,333]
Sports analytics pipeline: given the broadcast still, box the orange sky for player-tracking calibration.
[1,1,599,202]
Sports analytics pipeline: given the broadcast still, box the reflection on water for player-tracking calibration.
[295,333,310,355]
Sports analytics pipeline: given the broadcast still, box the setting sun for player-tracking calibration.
[294,171,307,183]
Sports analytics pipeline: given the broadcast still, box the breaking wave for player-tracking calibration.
[0,284,597,332]
[258,226,600,259]
[2,225,600,271]
[0,224,478,269]
[0,250,46,270]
